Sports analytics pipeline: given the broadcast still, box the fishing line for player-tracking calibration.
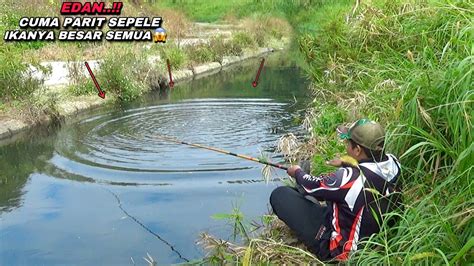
[104,188,190,262]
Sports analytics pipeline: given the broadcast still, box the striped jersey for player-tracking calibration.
[294,154,402,260]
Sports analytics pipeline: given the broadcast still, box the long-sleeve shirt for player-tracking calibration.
[294,154,402,260]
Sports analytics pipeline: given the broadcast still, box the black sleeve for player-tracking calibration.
[294,167,357,202]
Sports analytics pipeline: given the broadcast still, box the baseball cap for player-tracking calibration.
[336,118,385,151]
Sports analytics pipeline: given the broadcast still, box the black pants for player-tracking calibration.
[270,186,331,260]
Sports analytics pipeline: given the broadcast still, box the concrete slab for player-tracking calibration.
[58,102,78,116]
[173,69,194,82]
[73,101,91,113]
[193,62,221,75]
[29,60,102,88]
[1,119,30,135]
[221,56,241,67]
[0,125,11,139]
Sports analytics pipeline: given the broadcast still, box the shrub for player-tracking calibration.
[159,45,187,70]
[68,80,95,96]
[243,15,292,47]
[208,35,234,63]
[0,47,46,101]
[158,8,190,46]
[66,57,95,96]
[186,44,215,64]
[232,31,256,49]
[243,17,267,47]
[186,35,245,65]
[94,48,151,102]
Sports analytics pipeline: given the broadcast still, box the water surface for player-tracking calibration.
[0,54,310,265]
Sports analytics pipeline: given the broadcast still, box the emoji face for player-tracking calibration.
[154,28,167,43]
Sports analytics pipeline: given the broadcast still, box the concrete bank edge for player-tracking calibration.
[0,47,278,142]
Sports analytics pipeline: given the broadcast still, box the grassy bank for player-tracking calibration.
[198,0,473,265]
[0,0,291,124]
[300,0,472,264]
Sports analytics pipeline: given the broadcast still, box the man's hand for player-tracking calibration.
[326,158,343,167]
[287,165,301,178]
[326,155,359,167]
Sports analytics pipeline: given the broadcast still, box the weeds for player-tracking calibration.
[158,8,190,48]
[0,47,48,101]
[67,47,157,103]
[242,15,292,47]
[186,44,215,65]
[200,206,324,265]
[98,48,150,102]
[159,45,187,70]
[258,151,278,184]
[298,0,473,264]
[23,92,61,124]
[185,35,245,66]
[211,203,250,242]
[66,54,95,96]
[231,31,256,49]
[209,35,242,63]
[276,133,300,164]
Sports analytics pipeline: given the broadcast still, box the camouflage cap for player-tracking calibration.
[337,118,385,151]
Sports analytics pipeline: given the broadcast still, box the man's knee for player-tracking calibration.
[270,186,296,213]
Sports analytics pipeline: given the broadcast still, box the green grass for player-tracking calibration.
[185,35,244,65]
[97,48,151,103]
[155,0,280,22]
[297,0,473,264]
[158,44,188,70]
[67,47,154,103]
[0,46,48,101]
[155,0,342,25]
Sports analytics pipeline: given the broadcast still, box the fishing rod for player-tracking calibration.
[154,135,289,170]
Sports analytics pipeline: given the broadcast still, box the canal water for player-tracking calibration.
[0,53,310,265]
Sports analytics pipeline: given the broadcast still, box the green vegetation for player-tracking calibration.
[156,0,331,23]
[199,203,321,265]
[185,35,245,65]
[0,131,56,213]
[0,47,47,101]
[158,44,188,70]
[0,0,292,119]
[68,46,167,103]
[232,32,256,49]
[96,49,149,102]
[299,0,473,264]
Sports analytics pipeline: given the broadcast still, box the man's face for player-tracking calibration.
[345,139,362,160]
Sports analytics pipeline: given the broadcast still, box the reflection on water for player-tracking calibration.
[0,132,56,213]
[0,53,310,265]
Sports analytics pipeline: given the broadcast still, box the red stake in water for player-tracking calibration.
[252,58,265,87]
[167,59,174,88]
[84,61,105,99]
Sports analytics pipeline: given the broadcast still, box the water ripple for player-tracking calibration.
[51,99,295,184]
